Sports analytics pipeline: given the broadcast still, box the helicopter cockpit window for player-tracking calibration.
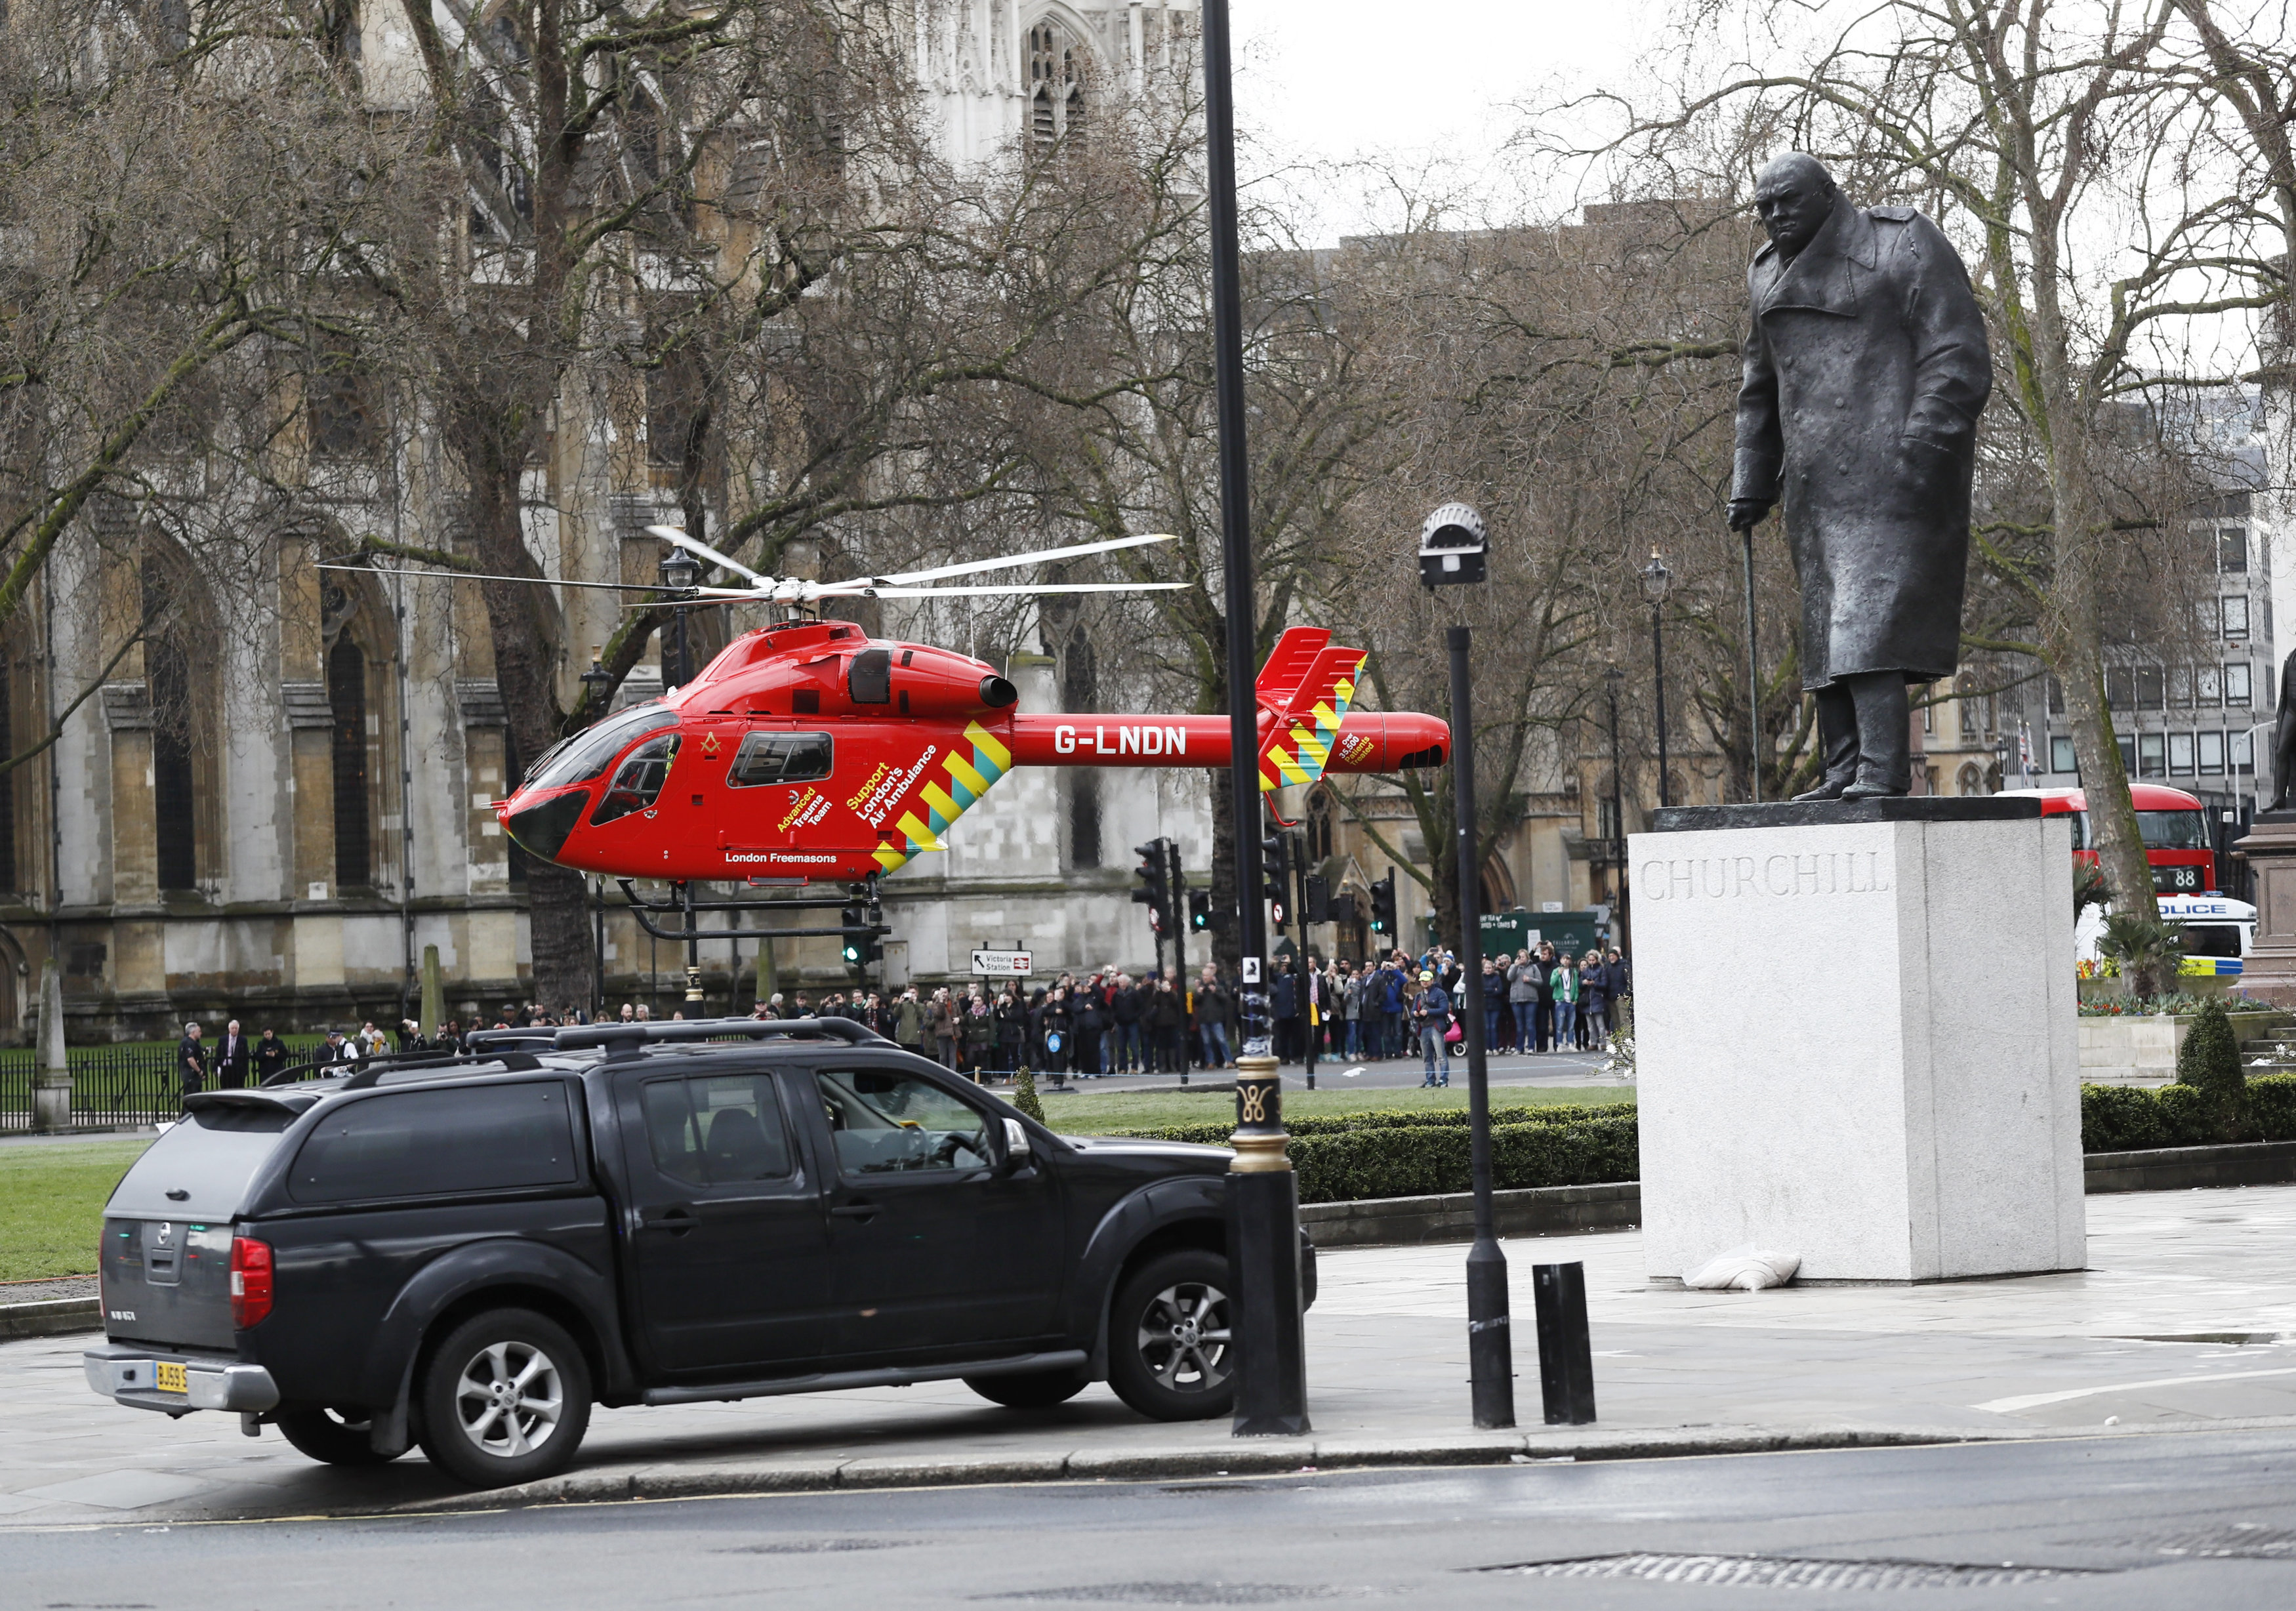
[726,731,833,788]
[522,703,674,794]
[589,733,682,825]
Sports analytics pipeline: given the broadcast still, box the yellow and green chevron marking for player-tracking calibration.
[1258,655,1363,792]
[874,721,1014,871]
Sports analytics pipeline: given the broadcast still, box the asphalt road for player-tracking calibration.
[12,1432,2291,1608]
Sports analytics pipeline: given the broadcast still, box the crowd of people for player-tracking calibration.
[168,940,1630,1099]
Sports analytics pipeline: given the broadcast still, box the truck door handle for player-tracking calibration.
[647,1206,699,1234]
[830,1201,880,1221]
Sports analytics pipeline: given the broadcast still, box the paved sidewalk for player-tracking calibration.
[5,1183,2295,1526]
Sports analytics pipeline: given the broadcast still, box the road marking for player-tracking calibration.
[1976,1365,2296,1415]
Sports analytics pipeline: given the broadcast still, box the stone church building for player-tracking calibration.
[0,3,1603,1042]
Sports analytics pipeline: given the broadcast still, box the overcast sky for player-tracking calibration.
[1229,0,1675,243]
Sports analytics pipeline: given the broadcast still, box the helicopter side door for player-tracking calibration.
[721,729,838,855]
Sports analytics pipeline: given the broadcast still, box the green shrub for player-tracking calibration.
[2081,1085,2169,1153]
[2251,1074,2296,1142]
[2173,998,2249,1141]
[1010,1067,1046,1124]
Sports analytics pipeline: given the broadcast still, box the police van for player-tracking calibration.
[2074,893,2254,977]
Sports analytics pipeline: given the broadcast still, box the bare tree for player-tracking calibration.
[0,0,390,773]
[1593,1,2286,908]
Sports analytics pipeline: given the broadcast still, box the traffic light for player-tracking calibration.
[1132,840,1170,933]
[1189,888,1212,931]
[840,905,865,966]
[1261,828,1289,926]
[1370,870,1397,936]
[1304,872,1331,924]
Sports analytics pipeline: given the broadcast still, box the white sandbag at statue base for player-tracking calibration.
[1631,802,2087,1285]
[1683,1246,1802,1291]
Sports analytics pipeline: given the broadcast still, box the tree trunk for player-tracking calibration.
[2045,434,2154,912]
[463,412,598,1011]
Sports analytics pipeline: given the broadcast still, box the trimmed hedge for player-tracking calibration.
[1108,1102,1639,1205]
[1091,1086,2296,1207]
[2081,1074,2296,1151]
[1109,1101,1634,1149]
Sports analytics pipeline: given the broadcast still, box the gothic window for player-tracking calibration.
[0,652,16,894]
[308,343,384,460]
[1306,789,1334,861]
[1028,19,1087,146]
[149,637,197,891]
[329,637,371,889]
[142,554,202,893]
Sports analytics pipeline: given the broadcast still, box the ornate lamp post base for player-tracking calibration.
[1228,1050,1309,1436]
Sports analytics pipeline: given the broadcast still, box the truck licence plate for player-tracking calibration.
[154,1361,186,1395]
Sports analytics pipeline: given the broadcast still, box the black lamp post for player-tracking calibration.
[1202,0,1308,1438]
[1417,502,1512,1430]
[1641,550,1673,809]
[1605,664,1627,926]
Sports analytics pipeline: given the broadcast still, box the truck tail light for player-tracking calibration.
[229,1236,273,1329]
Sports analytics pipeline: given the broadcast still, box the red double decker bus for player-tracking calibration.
[2001,784,2217,895]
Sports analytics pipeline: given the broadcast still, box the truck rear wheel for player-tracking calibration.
[415,1307,592,1488]
[275,1406,399,1466]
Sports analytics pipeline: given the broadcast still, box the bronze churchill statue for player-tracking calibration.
[1729,154,1992,800]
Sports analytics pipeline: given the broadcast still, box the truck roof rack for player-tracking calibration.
[490,1015,892,1062]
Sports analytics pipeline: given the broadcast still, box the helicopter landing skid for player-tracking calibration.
[618,876,890,948]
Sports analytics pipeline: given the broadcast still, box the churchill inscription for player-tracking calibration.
[1637,849,1893,901]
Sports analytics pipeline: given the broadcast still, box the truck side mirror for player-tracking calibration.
[999,1116,1033,1173]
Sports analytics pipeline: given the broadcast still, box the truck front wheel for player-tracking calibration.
[1106,1250,1235,1421]
[415,1307,593,1488]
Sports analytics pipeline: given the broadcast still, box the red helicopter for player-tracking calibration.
[340,529,1450,889]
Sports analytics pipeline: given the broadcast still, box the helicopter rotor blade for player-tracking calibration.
[821,581,1190,599]
[318,563,676,595]
[645,524,775,588]
[856,532,1180,588]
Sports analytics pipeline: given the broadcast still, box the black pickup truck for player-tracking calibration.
[83,1019,1310,1488]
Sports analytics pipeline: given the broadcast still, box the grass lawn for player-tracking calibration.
[1033,1082,1634,1135]
[0,1139,152,1282]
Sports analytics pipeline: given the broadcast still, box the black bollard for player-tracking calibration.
[1532,1261,1597,1425]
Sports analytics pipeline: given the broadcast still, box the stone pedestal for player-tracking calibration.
[1630,798,2085,1284]
[32,960,69,1133]
[2233,813,2296,1006]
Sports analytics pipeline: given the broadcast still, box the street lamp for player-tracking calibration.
[660,547,701,688]
[1641,550,1673,808]
[1419,501,1513,1433]
[579,643,616,712]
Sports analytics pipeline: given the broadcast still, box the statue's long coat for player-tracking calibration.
[1732,199,1992,689]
